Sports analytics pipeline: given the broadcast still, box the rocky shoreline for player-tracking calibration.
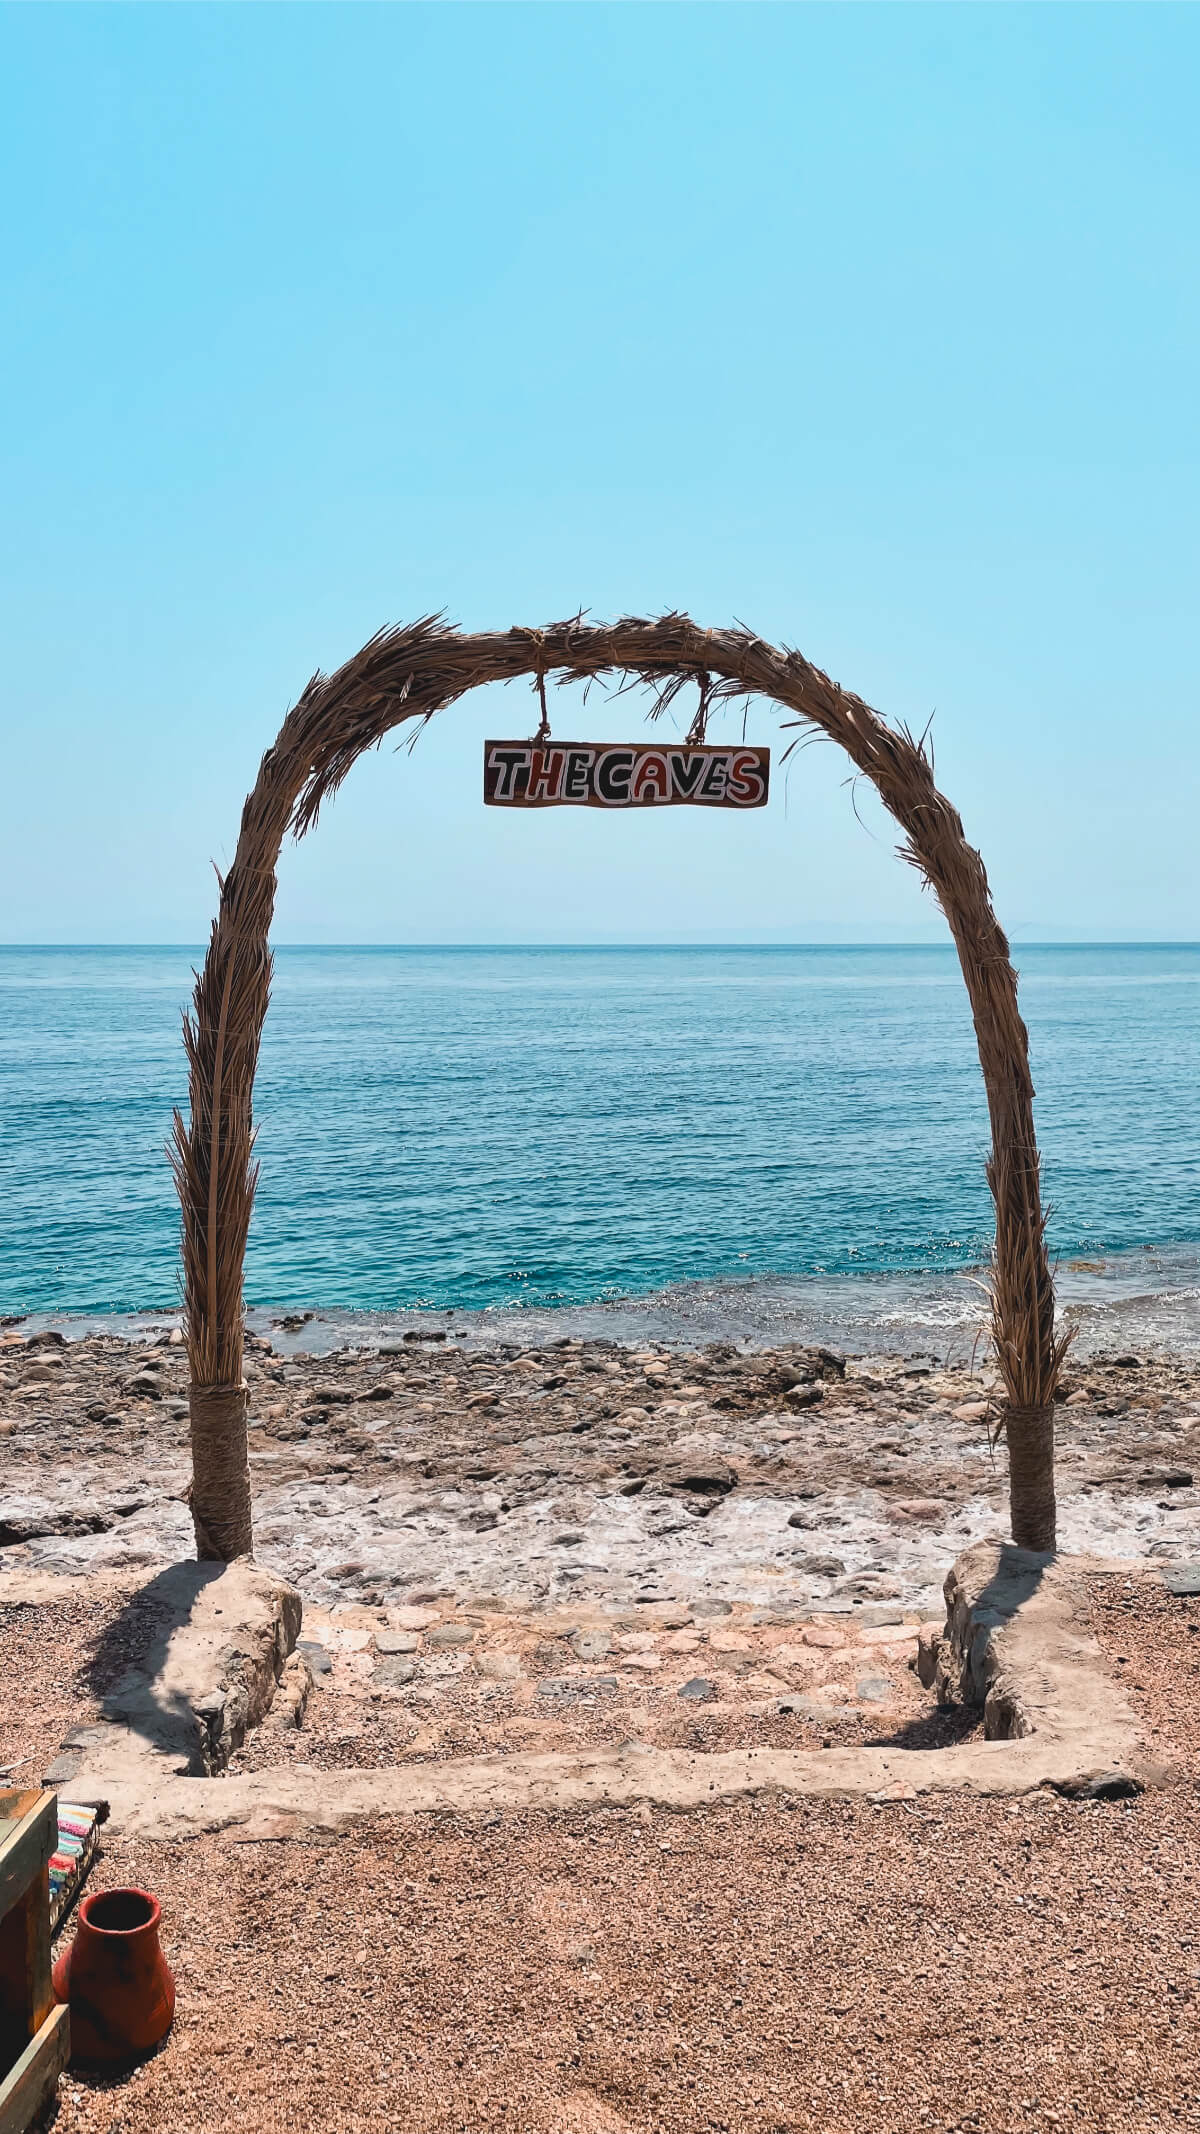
[3,1325,1200,1616]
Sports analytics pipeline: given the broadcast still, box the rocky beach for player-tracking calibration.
[4,1323,1199,1618]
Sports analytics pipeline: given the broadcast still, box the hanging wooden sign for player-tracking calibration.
[483,740,770,810]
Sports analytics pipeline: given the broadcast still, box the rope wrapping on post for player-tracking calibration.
[1003,1403,1057,1554]
[187,1382,253,1562]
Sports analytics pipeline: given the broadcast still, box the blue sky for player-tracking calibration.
[1,3,1197,943]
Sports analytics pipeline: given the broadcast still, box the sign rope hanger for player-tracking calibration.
[487,656,769,809]
[172,610,1066,1564]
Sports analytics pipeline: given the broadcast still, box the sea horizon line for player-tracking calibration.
[3,938,1200,954]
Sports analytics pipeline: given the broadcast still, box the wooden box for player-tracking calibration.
[0,1790,70,2134]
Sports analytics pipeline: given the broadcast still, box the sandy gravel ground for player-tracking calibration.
[7,1576,1198,2134]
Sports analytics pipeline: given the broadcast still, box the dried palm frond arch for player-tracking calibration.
[173,612,1068,1564]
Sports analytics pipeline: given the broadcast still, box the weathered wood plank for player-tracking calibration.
[0,1792,56,2086]
[0,2003,70,2134]
[0,1796,55,1925]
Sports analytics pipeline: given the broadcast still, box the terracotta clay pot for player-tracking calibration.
[53,1886,175,2066]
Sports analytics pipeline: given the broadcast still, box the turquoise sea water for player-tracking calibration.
[2,945,1198,1336]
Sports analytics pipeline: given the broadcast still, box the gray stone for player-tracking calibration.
[298,1640,332,1676]
[375,1631,419,1655]
[1068,1769,1142,1801]
[795,1553,846,1576]
[43,1751,82,1786]
[569,1628,612,1661]
[677,1677,718,1702]
[537,1675,619,1703]
[837,1575,904,1601]
[427,1623,475,1648]
[0,1500,113,1544]
[1163,1563,1200,1597]
[691,1598,732,1618]
[667,1460,737,1497]
[476,1652,522,1681]
[856,1676,893,1703]
[915,1627,941,1687]
[374,1656,416,1688]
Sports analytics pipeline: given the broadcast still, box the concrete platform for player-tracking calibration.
[60,1544,1154,1840]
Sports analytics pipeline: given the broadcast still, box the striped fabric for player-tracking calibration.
[49,1802,99,1933]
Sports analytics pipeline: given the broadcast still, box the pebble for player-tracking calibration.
[891,1499,946,1524]
[537,1675,619,1702]
[427,1624,475,1648]
[374,1656,415,1688]
[476,1652,522,1680]
[570,1628,613,1660]
[677,1677,718,1702]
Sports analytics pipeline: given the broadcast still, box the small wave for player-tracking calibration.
[19,1244,1200,1359]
